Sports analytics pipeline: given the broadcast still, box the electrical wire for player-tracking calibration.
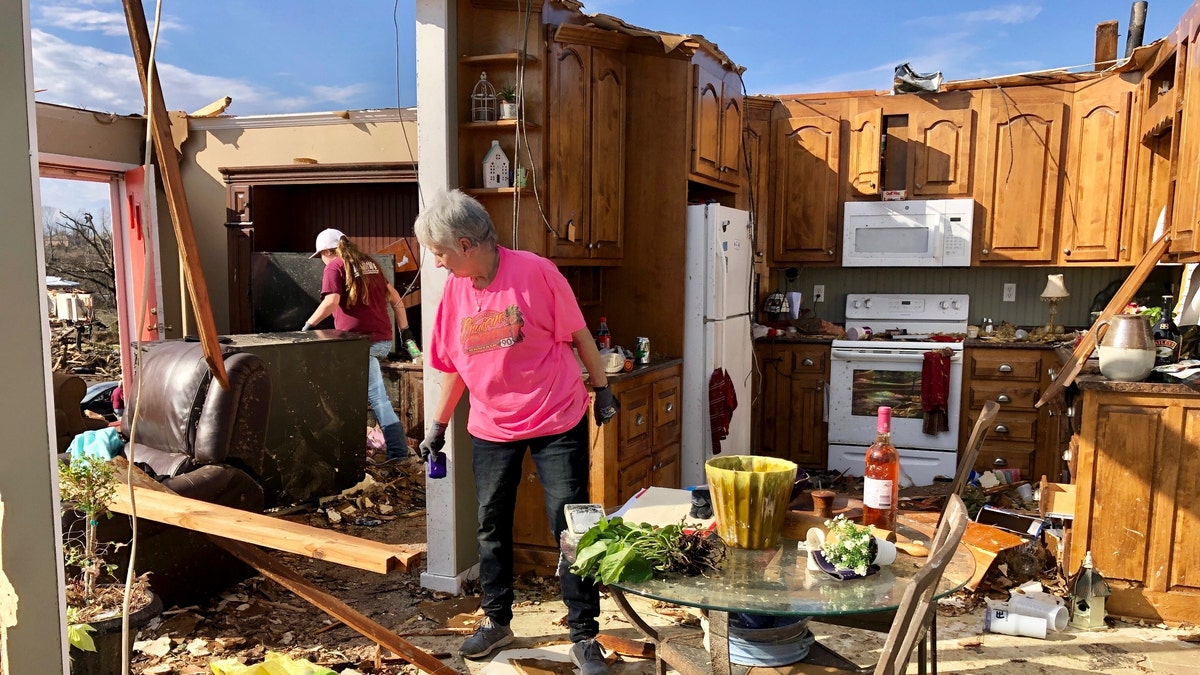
[121,2,164,671]
[392,0,422,300]
[516,0,556,238]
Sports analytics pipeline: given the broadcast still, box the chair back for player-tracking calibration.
[873,494,969,675]
[945,400,1000,509]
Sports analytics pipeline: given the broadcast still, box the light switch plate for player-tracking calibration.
[1003,283,1017,302]
[813,285,825,303]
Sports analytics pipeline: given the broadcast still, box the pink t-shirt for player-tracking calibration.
[429,247,588,442]
[321,257,393,343]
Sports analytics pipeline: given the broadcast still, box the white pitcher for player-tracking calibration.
[1096,314,1155,382]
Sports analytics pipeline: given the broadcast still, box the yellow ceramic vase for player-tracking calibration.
[705,455,798,549]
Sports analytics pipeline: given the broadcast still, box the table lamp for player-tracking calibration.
[1040,274,1069,333]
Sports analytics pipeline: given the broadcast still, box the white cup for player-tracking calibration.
[871,536,897,566]
[1008,592,1068,632]
[985,603,1048,639]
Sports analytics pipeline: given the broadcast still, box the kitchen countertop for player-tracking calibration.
[599,356,682,385]
[963,337,1073,350]
[1075,373,1200,395]
[753,334,837,344]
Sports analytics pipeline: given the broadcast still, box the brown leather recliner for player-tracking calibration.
[63,340,272,605]
[51,371,109,453]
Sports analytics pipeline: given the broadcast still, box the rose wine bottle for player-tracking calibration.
[863,406,900,531]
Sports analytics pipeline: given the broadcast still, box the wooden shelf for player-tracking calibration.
[462,187,529,196]
[459,51,539,66]
[460,120,538,130]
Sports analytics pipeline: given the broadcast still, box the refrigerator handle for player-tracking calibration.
[823,382,829,424]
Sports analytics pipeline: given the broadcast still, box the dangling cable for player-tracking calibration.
[121,1,163,672]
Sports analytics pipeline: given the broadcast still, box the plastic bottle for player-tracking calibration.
[1154,295,1180,366]
[862,406,900,531]
[596,316,612,350]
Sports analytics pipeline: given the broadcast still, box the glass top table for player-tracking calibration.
[608,520,974,618]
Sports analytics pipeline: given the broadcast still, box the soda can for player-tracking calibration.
[635,337,650,364]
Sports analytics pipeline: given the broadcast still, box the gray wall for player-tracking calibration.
[774,265,1185,328]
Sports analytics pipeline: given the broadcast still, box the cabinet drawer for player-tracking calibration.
[790,347,828,374]
[653,375,680,447]
[973,442,1034,479]
[969,352,1042,381]
[617,454,653,503]
[619,384,651,446]
[968,382,1041,410]
[967,408,1037,443]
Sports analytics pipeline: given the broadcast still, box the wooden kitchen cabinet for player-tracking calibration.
[907,97,975,198]
[961,347,1062,481]
[546,33,626,263]
[691,54,745,189]
[771,115,841,264]
[975,90,1068,264]
[512,361,682,573]
[1073,383,1200,624]
[753,341,828,469]
[1171,21,1200,256]
[1060,82,1135,264]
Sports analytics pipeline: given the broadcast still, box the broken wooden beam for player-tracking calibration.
[121,0,227,388]
[110,459,455,675]
[107,483,423,574]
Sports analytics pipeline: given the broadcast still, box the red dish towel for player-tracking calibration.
[709,368,738,454]
[922,349,954,435]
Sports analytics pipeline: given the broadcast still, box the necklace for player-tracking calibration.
[472,250,500,312]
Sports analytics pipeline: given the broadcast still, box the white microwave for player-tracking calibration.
[841,198,974,267]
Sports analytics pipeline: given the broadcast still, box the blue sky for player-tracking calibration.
[30,0,1194,213]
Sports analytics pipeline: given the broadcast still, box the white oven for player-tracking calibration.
[827,294,969,486]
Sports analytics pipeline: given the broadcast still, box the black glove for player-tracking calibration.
[593,385,620,426]
[400,326,415,344]
[301,322,314,331]
[418,422,447,460]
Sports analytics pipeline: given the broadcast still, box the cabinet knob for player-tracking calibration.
[997,364,1013,373]
[915,182,923,188]
[1064,248,1071,256]
[826,249,834,256]
[997,393,1011,403]
[802,358,814,366]
[665,402,674,413]
[635,414,646,426]
[992,457,1009,468]
[981,248,990,255]
[994,424,1009,434]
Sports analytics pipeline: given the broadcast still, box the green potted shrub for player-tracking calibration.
[498,83,520,120]
[60,457,159,674]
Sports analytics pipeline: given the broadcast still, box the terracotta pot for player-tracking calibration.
[69,590,162,675]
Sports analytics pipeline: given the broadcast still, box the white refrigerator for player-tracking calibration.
[681,203,755,487]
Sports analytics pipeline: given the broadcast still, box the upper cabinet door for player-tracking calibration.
[1173,27,1200,255]
[720,90,744,181]
[547,42,592,260]
[976,95,1066,264]
[848,108,882,197]
[589,48,626,260]
[1062,90,1131,263]
[772,116,841,264]
[692,64,723,182]
[910,106,974,197]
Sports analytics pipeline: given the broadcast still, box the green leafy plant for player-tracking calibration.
[1124,302,1163,326]
[569,517,726,584]
[498,83,518,102]
[820,515,877,576]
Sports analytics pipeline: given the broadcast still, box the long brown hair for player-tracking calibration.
[333,236,384,307]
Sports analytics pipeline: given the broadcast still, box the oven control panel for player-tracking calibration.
[844,293,969,321]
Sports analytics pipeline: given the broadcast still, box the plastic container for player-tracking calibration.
[705,456,797,549]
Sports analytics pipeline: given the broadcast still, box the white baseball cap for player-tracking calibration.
[311,228,346,258]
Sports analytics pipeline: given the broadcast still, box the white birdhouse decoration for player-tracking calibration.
[1068,551,1111,631]
[482,140,510,189]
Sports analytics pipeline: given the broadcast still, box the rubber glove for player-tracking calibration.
[418,422,447,460]
[593,385,620,426]
[301,322,314,331]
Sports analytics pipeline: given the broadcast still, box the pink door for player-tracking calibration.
[112,166,164,393]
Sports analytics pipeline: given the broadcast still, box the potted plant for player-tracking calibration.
[497,83,520,120]
[60,457,160,674]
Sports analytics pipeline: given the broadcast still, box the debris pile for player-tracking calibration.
[50,319,121,377]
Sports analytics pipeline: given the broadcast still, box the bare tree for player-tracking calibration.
[44,210,116,307]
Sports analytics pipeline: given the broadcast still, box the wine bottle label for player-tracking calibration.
[863,477,894,509]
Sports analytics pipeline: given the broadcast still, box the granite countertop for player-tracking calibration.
[1075,373,1200,395]
[964,337,1073,350]
[753,334,837,344]
[602,356,682,384]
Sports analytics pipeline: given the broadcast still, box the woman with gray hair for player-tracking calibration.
[415,189,617,674]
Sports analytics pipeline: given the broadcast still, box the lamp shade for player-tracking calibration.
[1041,274,1069,299]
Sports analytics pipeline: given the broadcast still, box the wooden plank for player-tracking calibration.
[1036,232,1170,407]
[107,484,422,574]
[110,459,455,675]
[961,521,1026,591]
[1095,20,1120,69]
[121,0,227,388]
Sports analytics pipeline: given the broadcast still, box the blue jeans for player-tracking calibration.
[368,341,402,440]
[472,414,599,641]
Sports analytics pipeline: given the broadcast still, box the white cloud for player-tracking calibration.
[956,4,1042,25]
[31,29,371,115]
[37,1,183,37]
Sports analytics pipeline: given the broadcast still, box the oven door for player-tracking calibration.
[827,346,963,453]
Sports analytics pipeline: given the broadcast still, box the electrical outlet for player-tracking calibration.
[813,285,825,303]
[1003,283,1017,302]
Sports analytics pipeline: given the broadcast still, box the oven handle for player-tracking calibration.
[831,349,963,364]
